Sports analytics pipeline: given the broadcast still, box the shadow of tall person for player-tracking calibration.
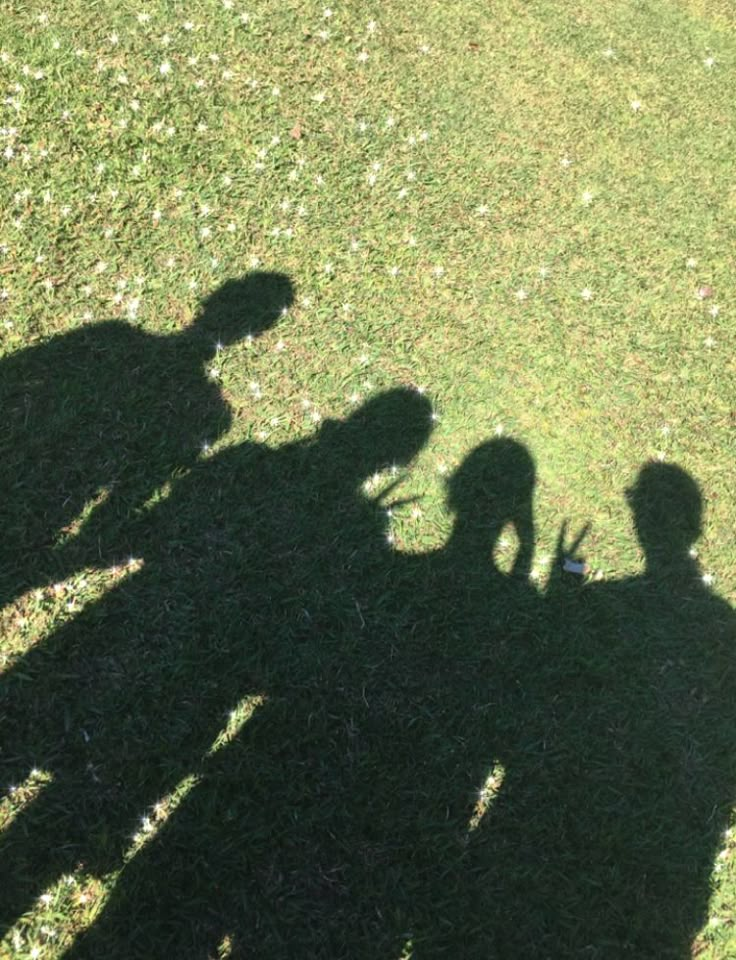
[0,271,293,611]
[446,461,736,959]
[0,387,433,948]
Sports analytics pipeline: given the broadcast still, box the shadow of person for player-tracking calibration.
[0,387,433,948]
[58,432,541,960]
[446,461,736,959]
[0,271,293,610]
[382,438,547,959]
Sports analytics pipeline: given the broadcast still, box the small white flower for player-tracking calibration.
[702,573,715,586]
[560,156,573,168]
[432,265,445,278]
[313,91,327,104]
[385,115,396,128]
[271,86,280,96]
[686,257,697,268]
[357,50,369,63]
[515,288,528,301]
[476,203,489,215]
[709,304,720,318]
[703,56,715,68]
[582,190,594,204]
[580,288,593,300]
[494,424,504,436]
[183,21,195,31]
[323,262,333,274]
[367,20,377,33]
[704,335,715,348]
[159,61,172,75]
[539,266,549,278]
[389,265,399,276]
[323,7,333,18]
[603,47,615,58]
[630,99,641,112]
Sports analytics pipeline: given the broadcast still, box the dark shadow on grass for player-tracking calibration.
[0,270,293,610]
[1,300,735,959]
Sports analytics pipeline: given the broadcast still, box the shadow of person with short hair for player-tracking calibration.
[0,271,293,610]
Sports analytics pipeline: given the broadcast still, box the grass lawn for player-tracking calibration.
[1,0,735,957]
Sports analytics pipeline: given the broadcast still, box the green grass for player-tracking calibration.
[1,0,735,957]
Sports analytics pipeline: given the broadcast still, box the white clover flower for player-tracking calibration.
[580,288,593,300]
[630,99,641,112]
[704,56,715,68]
[477,203,489,215]
[560,156,572,168]
[702,573,714,586]
[582,190,593,204]
[367,20,377,33]
[357,50,369,63]
[159,61,172,75]
[515,288,528,301]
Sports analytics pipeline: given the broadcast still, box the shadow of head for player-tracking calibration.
[318,388,433,483]
[192,272,295,346]
[447,438,536,536]
[626,462,702,566]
